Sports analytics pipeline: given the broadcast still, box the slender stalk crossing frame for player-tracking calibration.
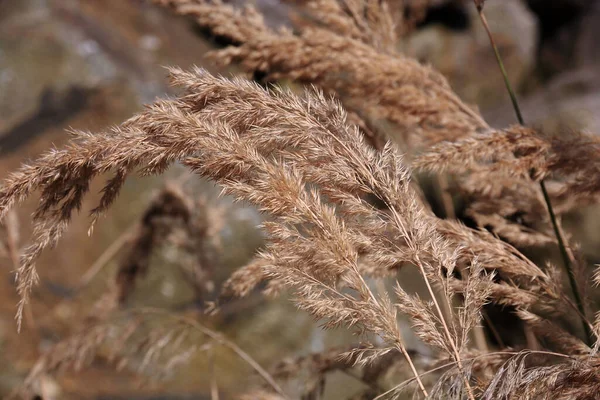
[474,3,592,345]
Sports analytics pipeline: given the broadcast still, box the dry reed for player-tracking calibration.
[3,0,600,398]
[155,0,487,150]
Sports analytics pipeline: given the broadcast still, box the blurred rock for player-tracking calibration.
[575,2,600,68]
[405,0,538,111]
[485,67,600,133]
[229,0,292,28]
[0,0,215,144]
[526,0,591,74]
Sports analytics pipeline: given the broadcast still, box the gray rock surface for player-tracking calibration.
[405,0,538,111]
[485,68,600,133]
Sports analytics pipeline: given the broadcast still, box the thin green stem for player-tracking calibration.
[475,5,592,345]
[540,180,593,342]
[477,11,524,125]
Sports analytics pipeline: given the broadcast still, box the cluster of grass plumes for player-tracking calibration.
[4,0,600,398]
[2,66,597,399]
[155,0,487,150]
[416,126,600,195]
[155,0,600,259]
[416,126,600,248]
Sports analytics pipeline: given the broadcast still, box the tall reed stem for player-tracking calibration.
[474,4,592,345]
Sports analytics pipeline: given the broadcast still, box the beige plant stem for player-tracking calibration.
[415,255,476,400]
[151,310,290,399]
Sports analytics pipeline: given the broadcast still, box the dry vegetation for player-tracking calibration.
[2,0,600,399]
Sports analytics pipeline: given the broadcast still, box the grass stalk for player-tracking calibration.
[474,3,592,345]
[433,175,491,353]
[415,256,476,400]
